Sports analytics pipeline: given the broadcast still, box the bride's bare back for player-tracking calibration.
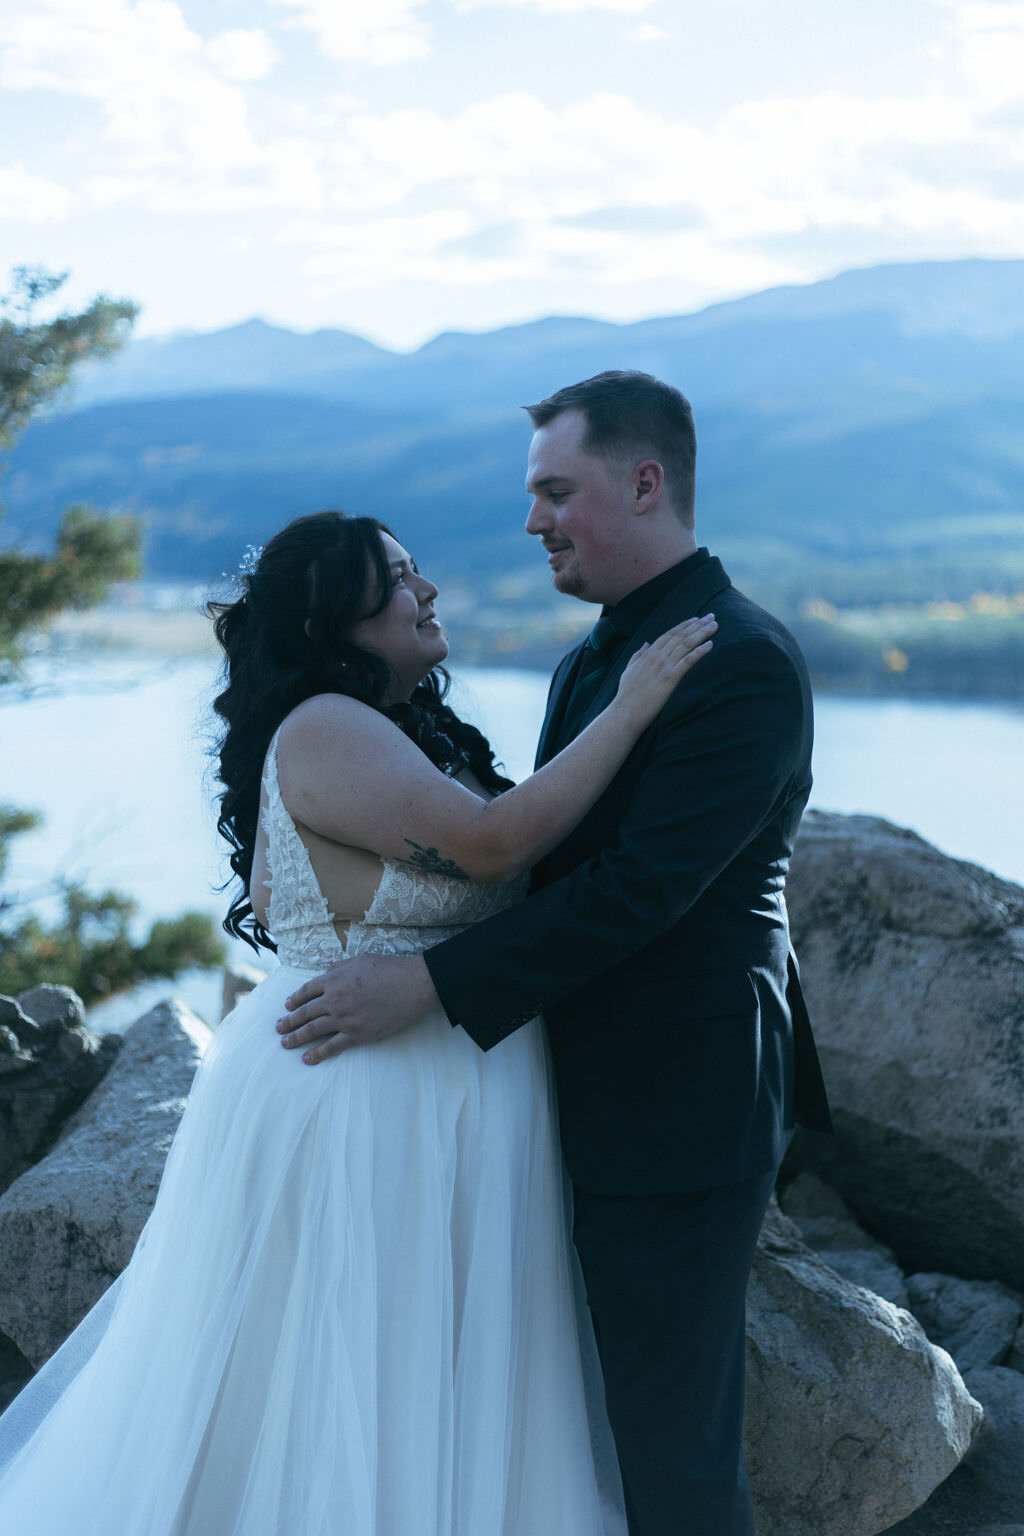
[249,750,496,946]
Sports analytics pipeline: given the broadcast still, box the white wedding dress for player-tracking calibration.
[0,732,626,1535]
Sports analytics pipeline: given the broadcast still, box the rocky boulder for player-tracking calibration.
[0,985,121,1198]
[779,1173,1024,1531]
[1011,1323,1024,1373]
[781,1171,911,1308]
[786,810,1024,1286]
[906,1274,1023,1375]
[886,1367,1024,1533]
[0,981,985,1535]
[0,1328,33,1416]
[220,959,266,1021]
[746,1200,982,1536]
[0,999,209,1367]
[958,1369,1024,1509]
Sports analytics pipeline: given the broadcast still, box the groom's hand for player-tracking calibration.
[276,953,439,1064]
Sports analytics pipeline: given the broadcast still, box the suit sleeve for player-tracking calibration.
[424,635,808,1050]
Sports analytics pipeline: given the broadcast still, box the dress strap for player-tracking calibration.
[261,726,344,963]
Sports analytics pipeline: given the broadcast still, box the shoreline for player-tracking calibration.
[30,610,1024,710]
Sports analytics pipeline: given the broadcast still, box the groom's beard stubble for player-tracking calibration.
[552,557,587,600]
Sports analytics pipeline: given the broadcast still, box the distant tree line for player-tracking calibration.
[787,614,1024,699]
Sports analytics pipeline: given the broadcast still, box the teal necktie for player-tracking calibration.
[559,614,622,743]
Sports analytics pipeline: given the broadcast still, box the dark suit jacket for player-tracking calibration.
[425,551,831,1195]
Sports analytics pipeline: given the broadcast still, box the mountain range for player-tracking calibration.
[3,258,1023,614]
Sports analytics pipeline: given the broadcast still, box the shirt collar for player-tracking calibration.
[604,548,711,640]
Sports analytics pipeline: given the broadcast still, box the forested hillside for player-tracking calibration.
[4,258,1023,689]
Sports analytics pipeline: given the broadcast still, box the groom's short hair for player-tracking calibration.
[525,371,697,525]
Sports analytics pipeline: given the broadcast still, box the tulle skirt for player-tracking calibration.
[0,963,625,1535]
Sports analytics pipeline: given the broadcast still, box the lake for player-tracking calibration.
[2,655,1021,1028]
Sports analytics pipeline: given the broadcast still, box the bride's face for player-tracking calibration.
[348,532,448,702]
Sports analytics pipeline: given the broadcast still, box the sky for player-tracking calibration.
[1,0,1023,348]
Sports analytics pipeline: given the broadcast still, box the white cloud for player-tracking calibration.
[0,163,72,221]
[952,0,1024,25]
[455,0,655,10]
[943,0,1024,106]
[206,28,278,82]
[261,80,1024,318]
[3,9,1019,265]
[1,1,1022,341]
[627,23,671,41]
[0,0,313,214]
[0,0,257,171]
[268,0,430,65]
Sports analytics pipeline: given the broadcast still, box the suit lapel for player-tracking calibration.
[535,646,585,768]
[572,557,734,737]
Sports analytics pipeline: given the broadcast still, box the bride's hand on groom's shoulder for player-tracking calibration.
[276,953,440,1065]
[615,613,717,727]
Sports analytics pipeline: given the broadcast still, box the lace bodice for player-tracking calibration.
[261,731,527,970]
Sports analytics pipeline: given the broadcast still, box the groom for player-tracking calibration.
[279,370,832,1534]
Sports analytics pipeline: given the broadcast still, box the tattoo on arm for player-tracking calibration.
[400,841,470,881]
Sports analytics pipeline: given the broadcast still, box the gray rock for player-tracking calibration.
[873,1366,1024,1532]
[781,1172,911,1307]
[746,1201,982,1536]
[16,985,85,1034]
[220,960,266,1021]
[0,1024,35,1076]
[907,1273,1024,1374]
[961,1368,1024,1504]
[1009,1321,1024,1374]
[0,987,122,1197]
[0,998,209,1367]
[786,810,1024,1287]
[821,1249,911,1310]
[0,1000,986,1535]
[781,1171,896,1255]
[0,996,35,1034]
[889,1521,1024,1536]
[0,995,42,1055]
[0,1329,33,1416]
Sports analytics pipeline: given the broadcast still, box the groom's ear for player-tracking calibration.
[633,459,665,515]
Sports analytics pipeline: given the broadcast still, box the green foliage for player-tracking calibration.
[0,266,138,453]
[0,878,224,1006]
[0,504,141,663]
[0,265,224,1007]
[0,268,142,669]
[0,805,42,880]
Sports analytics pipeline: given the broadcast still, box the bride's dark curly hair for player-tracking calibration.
[209,510,514,952]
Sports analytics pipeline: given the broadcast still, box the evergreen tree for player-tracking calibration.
[0,267,224,1003]
[0,266,141,666]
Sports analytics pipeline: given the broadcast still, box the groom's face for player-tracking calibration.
[525,409,636,605]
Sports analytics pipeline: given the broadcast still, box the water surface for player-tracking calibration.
[2,657,1020,1027]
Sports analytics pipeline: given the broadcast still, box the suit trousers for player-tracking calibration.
[571,1165,778,1536]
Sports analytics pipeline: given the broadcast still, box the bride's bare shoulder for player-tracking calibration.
[277,693,392,756]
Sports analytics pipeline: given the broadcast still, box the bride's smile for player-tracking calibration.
[348,531,449,703]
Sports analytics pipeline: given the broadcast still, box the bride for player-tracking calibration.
[0,510,715,1535]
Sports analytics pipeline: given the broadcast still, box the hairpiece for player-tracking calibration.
[238,544,263,577]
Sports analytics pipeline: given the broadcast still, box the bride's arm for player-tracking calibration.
[276,615,716,884]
